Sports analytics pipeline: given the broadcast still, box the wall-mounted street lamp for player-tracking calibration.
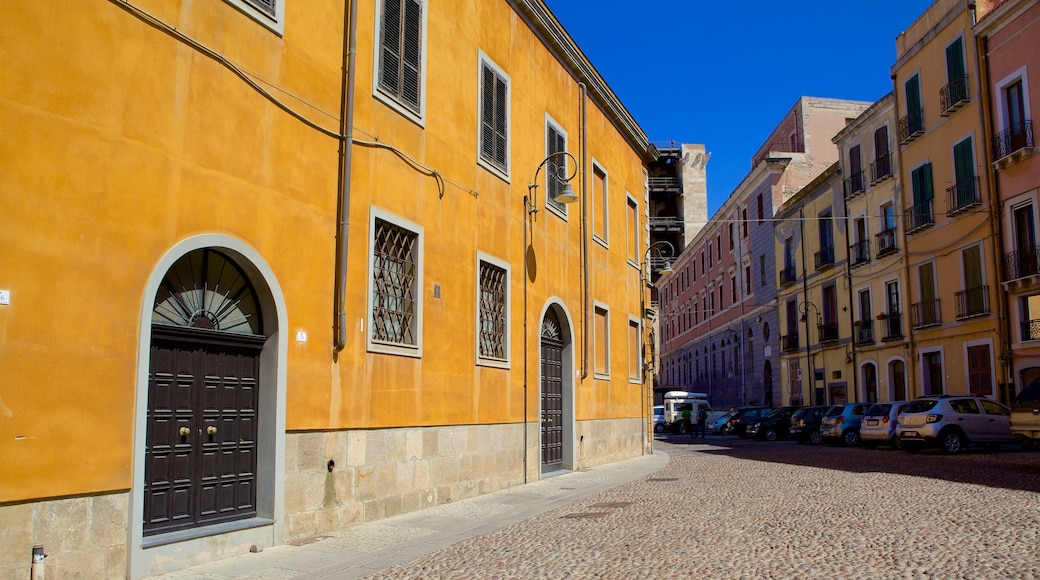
[525,151,579,221]
[799,300,822,325]
[644,240,675,280]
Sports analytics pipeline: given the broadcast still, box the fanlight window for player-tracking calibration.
[152,249,262,335]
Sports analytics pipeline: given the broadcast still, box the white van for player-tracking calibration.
[662,391,710,426]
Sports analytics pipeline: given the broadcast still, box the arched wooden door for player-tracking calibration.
[540,309,565,472]
[144,249,265,536]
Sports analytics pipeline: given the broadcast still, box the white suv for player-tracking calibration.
[896,395,1013,454]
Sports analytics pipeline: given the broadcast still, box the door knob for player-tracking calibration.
[179,427,190,437]
[207,425,218,435]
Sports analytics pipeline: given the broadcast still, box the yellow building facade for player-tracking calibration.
[0,1,653,576]
[893,0,1007,401]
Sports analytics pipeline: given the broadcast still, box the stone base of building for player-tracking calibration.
[0,418,645,578]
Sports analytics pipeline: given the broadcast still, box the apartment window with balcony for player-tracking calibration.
[478,55,510,177]
[856,289,874,345]
[994,78,1033,163]
[957,245,989,319]
[884,281,902,339]
[906,163,934,233]
[377,0,425,119]
[545,119,568,215]
[941,37,969,115]
[816,210,834,270]
[948,137,980,216]
[782,299,799,352]
[900,74,924,143]
[820,284,838,342]
[877,203,897,257]
[1021,295,1040,341]
[913,262,940,328]
[967,344,993,396]
[1007,203,1039,281]
[851,217,870,267]
[871,126,892,183]
[780,237,796,287]
[845,145,864,197]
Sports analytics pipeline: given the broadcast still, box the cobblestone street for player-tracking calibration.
[372,436,1040,579]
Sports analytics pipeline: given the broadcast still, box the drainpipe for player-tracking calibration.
[841,173,859,402]
[333,0,358,355]
[799,208,814,405]
[579,82,590,379]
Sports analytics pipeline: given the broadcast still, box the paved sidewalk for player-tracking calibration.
[147,451,669,579]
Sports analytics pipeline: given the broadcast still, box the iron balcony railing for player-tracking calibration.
[881,312,903,340]
[993,120,1034,160]
[1021,319,1040,341]
[843,172,865,199]
[870,154,892,183]
[955,285,990,319]
[946,176,981,216]
[648,176,682,192]
[1003,247,1040,280]
[911,299,941,328]
[899,109,925,143]
[940,75,970,115]
[850,239,870,267]
[814,247,835,271]
[876,228,897,257]
[818,322,839,343]
[854,321,874,345]
[779,266,797,288]
[781,333,799,352]
[649,216,683,232]
[904,200,934,233]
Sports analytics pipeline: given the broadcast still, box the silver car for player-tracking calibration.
[897,395,1013,454]
[860,401,912,449]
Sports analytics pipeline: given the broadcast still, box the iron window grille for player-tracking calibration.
[478,261,507,360]
[372,219,418,346]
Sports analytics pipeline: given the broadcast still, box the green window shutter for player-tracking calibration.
[922,163,933,201]
[946,38,965,82]
[906,75,921,113]
[953,138,974,183]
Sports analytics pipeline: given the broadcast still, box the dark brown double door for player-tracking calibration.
[144,326,262,536]
[540,334,564,472]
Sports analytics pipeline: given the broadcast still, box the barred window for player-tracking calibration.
[244,0,276,18]
[479,56,509,174]
[378,0,423,114]
[372,217,419,348]
[478,260,507,361]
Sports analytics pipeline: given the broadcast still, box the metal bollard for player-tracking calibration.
[30,544,45,580]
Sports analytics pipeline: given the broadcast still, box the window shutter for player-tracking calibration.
[494,76,508,167]
[481,65,495,161]
[922,163,933,201]
[874,126,889,158]
[954,138,974,183]
[946,38,965,82]
[380,0,402,96]
[401,0,422,109]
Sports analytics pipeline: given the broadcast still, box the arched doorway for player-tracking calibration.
[889,359,907,400]
[144,249,265,535]
[539,305,573,474]
[131,237,286,576]
[862,362,878,403]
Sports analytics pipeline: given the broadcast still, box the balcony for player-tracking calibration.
[911,299,941,328]
[904,201,934,234]
[876,229,898,258]
[1003,247,1040,281]
[843,171,865,199]
[752,140,805,167]
[946,177,980,216]
[899,109,925,144]
[850,239,870,268]
[854,321,874,345]
[818,322,839,343]
[778,266,796,288]
[814,247,835,271]
[992,121,1035,169]
[1021,319,1040,341]
[648,176,682,195]
[880,312,903,340]
[940,75,970,116]
[955,285,990,319]
[870,154,892,184]
[649,215,683,233]
[781,333,799,352]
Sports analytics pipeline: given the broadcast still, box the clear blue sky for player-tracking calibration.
[542,1,931,216]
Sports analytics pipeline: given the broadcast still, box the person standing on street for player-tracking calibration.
[695,404,708,439]
[681,406,692,438]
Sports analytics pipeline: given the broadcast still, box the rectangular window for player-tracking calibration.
[967,344,992,395]
[910,163,934,229]
[627,196,639,263]
[905,74,923,134]
[708,244,713,268]
[225,0,285,32]
[757,194,764,221]
[594,305,610,378]
[742,208,748,237]
[545,119,568,214]
[952,137,977,211]
[759,255,766,287]
[729,223,735,250]
[745,265,752,294]
[731,275,737,303]
[477,257,508,364]
[593,164,608,242]
[378,0,424,115]
[629,318,641,382]
[717,234,722,261]
[944,37,968,110]
[479,55,509,175]
[370,212,423,355]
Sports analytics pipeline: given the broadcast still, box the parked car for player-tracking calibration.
[860,401,913,449]
[711,410,737,435]
[746,406,801,441]
[820,403,871,446]
[897,395,1014,454]
[653,405,666,434]
[726,406,772,438]
[790,406,828,445]
[1011,382,1040,449]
